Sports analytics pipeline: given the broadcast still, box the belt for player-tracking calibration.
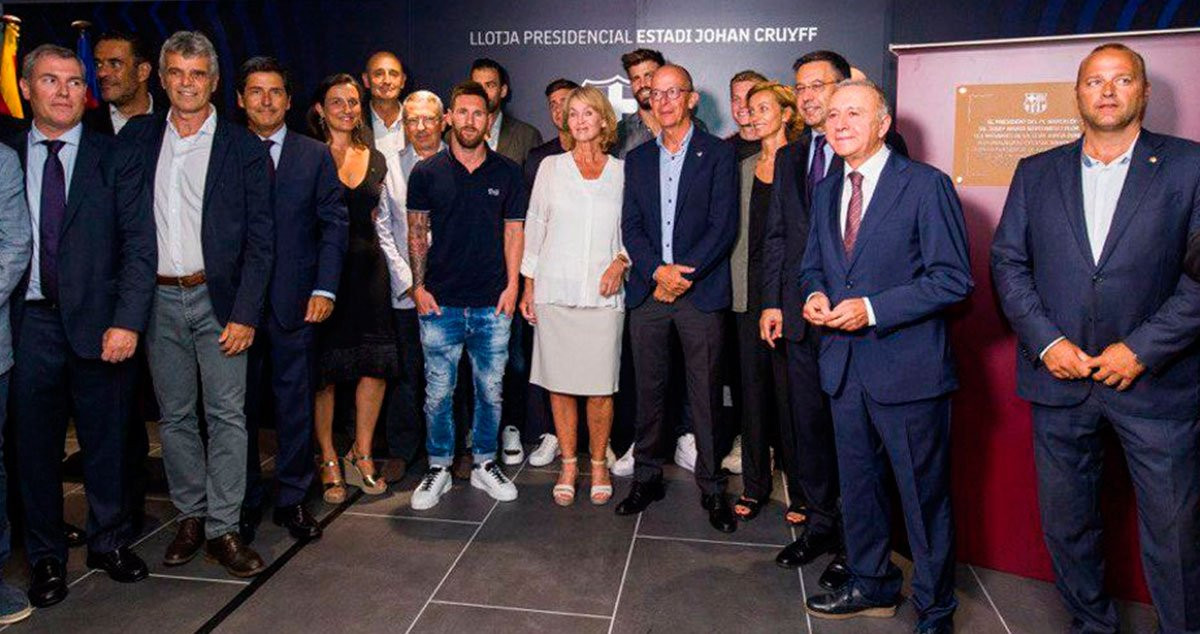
[156,271,206,287]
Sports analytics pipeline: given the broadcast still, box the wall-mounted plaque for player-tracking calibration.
[953,82,1080,186]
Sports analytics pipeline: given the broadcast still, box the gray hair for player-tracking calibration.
[159,31,219,79]
[833,78,892,121]
[403,90,444,116]
[21,44,81,81]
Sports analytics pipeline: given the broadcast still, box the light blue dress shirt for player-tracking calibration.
[806,131,835,178]
[25,122,84,300]
[656,122,695,264]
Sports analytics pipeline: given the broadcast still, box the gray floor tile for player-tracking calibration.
[414,601,611,634]
[214,514,475,632]
[611,535,806,633]
[433,469,635,616]
[3,572,240,634]
[971,565,1158,634]
[636,466,793,547]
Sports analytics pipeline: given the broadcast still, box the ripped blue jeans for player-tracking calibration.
[418,307,511,466]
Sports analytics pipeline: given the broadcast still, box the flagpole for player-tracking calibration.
[71,19,101,110]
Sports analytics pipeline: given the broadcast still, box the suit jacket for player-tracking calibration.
[992,130,1200,419]
[799,151,972,404]
[120,112,274,328]
[621,127,739,312]
[5,126,156,360]
[495,112,543,165]
[269,131,348,330]
[0,145,31,373]
[82,105,116,137]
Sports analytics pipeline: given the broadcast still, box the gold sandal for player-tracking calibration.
[319,459,346,504]
[343,448,388,495]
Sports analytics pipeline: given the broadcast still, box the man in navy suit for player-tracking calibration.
[614,64,740,533]
[237,57,347,543]
[120,31,273,578]
[992,44,1200,634]
[800,80,972,633]
[8,44,155,607]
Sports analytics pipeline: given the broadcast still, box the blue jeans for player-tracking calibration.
[419,308,510,466]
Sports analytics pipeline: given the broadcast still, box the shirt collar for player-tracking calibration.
[167,105,217,139]
[372,102,401,130]
[488,111,504,141]
[404,141,446,162]
[29,120,84,148]
[110,92,154,119]
[258,125,288,147]
[656,121,695,156]
[1082,133,1139,169]
[843,144,891,182]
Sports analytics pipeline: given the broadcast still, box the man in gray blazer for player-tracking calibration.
[0,143,33,624]
[470,58,543,166]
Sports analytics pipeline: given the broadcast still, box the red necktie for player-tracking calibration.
[843,171,863,256]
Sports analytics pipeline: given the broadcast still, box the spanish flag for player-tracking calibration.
[0,17,22,119]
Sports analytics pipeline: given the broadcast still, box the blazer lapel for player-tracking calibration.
[202,119,231,213]
[1054,140,1095,270]
[646,147,663,247]
[822,170,847,271]
[1095,133,1162,271]
[847,153,910,272]
[673,134,704,229]
[14,131,27,171]
[275,131,298,194]
[62,129,101,233]
[146,115,169,201]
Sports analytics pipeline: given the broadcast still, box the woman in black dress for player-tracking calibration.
[308,74,398,501]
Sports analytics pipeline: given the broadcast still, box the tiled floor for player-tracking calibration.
[1,428,1160,633]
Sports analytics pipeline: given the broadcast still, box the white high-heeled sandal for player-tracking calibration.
[553,457,577,506]
[590,459,613,505]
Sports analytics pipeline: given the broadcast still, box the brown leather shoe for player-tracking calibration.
[204,532,266,578]
[163,517,204,566]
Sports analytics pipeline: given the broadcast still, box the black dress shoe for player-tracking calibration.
[776,529,840,569]
[239,506,263,545]
[701,494,737,533]
[27,558,67,608]
[86,546,149,583]
[914,621,953,634]
[818,552,851,590]
[806,584,899,620]
[614,480,665,516]
[64,523,86,548]
[273,504,322,540]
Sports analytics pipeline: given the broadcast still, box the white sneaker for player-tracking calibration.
[471,460,518,502]
[612,444,635,477]
[674,433,697,472]
[528,434,560,467]
[721,435,743,474]
[410,466,452,511]
[501,425,525,465]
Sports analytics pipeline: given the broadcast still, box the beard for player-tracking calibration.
[454,125,484,149]
[635,87,652,111]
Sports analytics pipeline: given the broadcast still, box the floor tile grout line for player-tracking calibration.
[429,599,612,621]
[607,511,641,634]
[781,474,813,634]
[635,533,786,549]
[968,564,1014,634]
[341,511,483,526]
[403,461,528,634]
[67,568,97,589]
[149,572,250,586]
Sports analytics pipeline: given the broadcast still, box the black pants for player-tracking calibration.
[385,308,426,462]
[13,305,133,561]
[629,297,725,495]
[783,333,839,534]
[732,311,788,500]
[1033,395,1200,634]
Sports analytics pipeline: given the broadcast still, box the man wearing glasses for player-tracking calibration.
[616,64,739,533]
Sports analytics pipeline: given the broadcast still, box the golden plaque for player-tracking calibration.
[953,82,1080,186]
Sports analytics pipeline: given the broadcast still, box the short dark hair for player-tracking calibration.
[95,30,152,66]
[544,78,580,97]
[792,50,852,81]
[730,70,768,88]
[470,57,509,88]
[620,48,665,74]
[237,56,291,96]
[449,80,489,110]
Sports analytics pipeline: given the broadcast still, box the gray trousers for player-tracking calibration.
[147,284,248,538]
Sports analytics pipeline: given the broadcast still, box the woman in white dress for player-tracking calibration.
[519,86,628,506]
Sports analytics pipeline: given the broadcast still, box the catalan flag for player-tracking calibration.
[76,27,100,109]
[0,17,22,119]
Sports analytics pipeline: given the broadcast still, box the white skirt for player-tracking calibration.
[529,304,624,396]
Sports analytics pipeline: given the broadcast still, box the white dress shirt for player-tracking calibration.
[154,107,216,276]
[831,145,891,326]
[487,111,503,151]
[521,153,626,309]
[370,102,406,154]
[375,150,415,309]
[24,122,83,300]
[109,93,153,135]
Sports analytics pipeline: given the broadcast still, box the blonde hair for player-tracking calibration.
[747,80,802,139]
[561,86,618,152]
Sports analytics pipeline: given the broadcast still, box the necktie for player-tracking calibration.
[806,134,827,206]
[39,139,67,303]
[843,171,863,256]
[262,138,276,183]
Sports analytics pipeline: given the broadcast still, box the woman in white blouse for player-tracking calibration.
[519,86,628,506]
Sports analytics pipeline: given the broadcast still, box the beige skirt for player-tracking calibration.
[530,304,624,396]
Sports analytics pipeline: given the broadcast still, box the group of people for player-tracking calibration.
[0,26,1192,634]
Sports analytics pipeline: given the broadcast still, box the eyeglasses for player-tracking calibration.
[404,116,439,128]
[794,81,831,95]
[649,87,691,103]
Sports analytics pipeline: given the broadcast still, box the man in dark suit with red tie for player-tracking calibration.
[993,44,1200,634]
[799,80,972,634]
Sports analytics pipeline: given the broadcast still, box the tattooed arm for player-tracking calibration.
[407,211,440,315]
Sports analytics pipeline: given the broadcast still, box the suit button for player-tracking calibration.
[1092,275,1103,284]
[845,281,854,289]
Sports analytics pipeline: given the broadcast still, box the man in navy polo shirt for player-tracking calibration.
[406,81,527,510]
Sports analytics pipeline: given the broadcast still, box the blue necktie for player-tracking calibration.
[806,134,826,207]
[263,138,276,183]
[39,139,66,303]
